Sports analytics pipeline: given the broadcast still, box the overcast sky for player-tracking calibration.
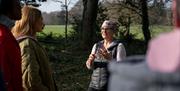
[37,0,78,13]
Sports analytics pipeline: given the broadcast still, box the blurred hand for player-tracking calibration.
[99,48,111,60]
[86,54,96,69]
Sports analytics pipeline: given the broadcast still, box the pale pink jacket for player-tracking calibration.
[147,29,180,73]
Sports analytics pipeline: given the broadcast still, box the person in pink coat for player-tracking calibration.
[147,0,180,73]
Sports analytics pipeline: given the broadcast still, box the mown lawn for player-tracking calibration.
[128,25,172,39]
[39,25,172,38]
[37,25,73,37]
[38,25,173,91]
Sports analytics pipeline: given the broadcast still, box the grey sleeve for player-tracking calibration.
[86,43,97,69]
[116,43,126,62]
[91,43,97,54]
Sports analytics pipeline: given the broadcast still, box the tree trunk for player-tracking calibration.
[124,16,131,41]
[141,0,151,44]
[65,0,68,49]
[81,0,99,50]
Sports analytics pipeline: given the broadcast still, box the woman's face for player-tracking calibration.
[101,27,114,40]
[35,16,44,32]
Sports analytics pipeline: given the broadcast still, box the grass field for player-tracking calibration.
[129,25,172,39]
[40,25,173,39]
[37,25,73,37]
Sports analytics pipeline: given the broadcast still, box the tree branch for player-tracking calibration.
[52,0,63,3]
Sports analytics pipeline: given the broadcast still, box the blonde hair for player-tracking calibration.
[12,6,42,38]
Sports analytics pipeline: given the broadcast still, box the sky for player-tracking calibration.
[37,0,78,13]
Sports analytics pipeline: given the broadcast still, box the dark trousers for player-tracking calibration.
[87,87,107,91]
[87,84,107,91]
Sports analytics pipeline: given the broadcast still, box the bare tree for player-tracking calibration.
[52,0,72,47]
[103,0,150,43]
[20,0,47,7]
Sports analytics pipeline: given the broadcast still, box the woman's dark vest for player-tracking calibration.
[89,40,120,89]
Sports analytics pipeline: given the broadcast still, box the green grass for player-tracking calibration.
[150,25,173,37]
[37,25,74,37]
[129,25,172,40]
[40,25,173,39]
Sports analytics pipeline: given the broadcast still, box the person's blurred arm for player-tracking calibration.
[116,43,126,62]
[86,44,97,69]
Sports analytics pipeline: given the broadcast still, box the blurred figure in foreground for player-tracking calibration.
[0,0,22,91]
[86,20,126,91]
[147,0,180,73]
[0,72,6,91]
[108,0,180,91]
[12,6,57,91]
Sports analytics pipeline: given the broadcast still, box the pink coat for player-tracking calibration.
[147,29,180,73]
